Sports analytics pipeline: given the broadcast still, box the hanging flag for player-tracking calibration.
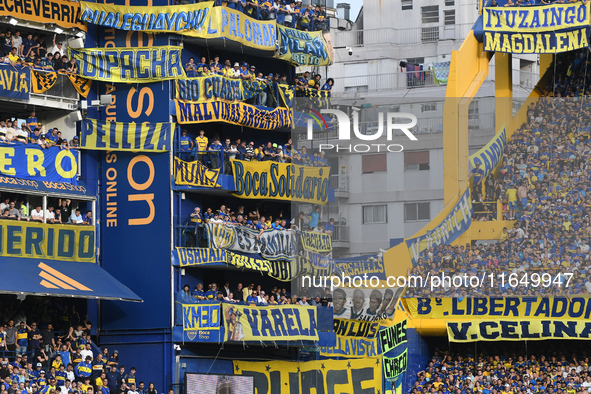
[66,73,92,98]
[31,70,57,94]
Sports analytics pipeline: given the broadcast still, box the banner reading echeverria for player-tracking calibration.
[69,46,185,83]
[81,119,174,152]
[231,160,330,204]
[0,0,86,30]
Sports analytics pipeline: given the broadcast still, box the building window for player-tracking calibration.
[444,10,455,25]
[445,0,455,5]
[363,205,387,224]
[406,57,424,65]
[362,154,387,173]
[421,5,439,23]
[421,27,439,42]
[421,103,437,112]
[404,151,430,171]
[404,202,430,222]
[402,0,413,10]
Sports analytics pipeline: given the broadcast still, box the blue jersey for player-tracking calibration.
[16,328,28,346]
[75,361,92,378]
[55,370,67,386]
[180,135,192,152]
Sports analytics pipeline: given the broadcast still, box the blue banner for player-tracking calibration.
[469,126,507,179]
[0,145,78,185]
[0,64,30,100]
[0,176,89,196]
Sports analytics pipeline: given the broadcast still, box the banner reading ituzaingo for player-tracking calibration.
[176,76,267,104]
[384,349,407,379]
[80,1,211,35]
[173,157,220,188]
[483,3,591,54]
[405,188,472,265]
[447,320,591,342]
[223,304,318,342]
[81,119,173,152]
[175,100,292,130]
[231,160,330,204]
[276,25,332,66]
[0,0,85,30]
[234,357,382,394]
[69,47,185,83]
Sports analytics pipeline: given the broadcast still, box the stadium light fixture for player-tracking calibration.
[9,18,18,25]
[55,27,63,34]
[76,31,85,38]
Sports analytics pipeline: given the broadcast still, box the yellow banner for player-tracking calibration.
[319,335,380,358]
[447,319,591,342]
[483,3,591,33]
[223,304,318,342]
[233,357,382,393]
[276,25,332,66]
[31,70,57,94]
[483,30,589,54]
[300,231,332,253]
[207,6,276,51]
[65,73,92,98]
[334,318,381,338]
[469,126,506,179]
[407,297,591,320]
[0,221,94,263]
[182,303,220,331]
[0,0,86,30]
[175,100,292,130]
[81,119,174,152]
[173,157,220,187]
[69,46,186,83]
[384,349,407,379]
[230,159,330,204]
[176,76,268,104]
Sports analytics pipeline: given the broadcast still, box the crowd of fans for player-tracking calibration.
[185,203,336,247]
[0,112,79,150]
[0,196,91,225]
[0,32,73,72]
[177,131,330,174]
[413,345,591,394]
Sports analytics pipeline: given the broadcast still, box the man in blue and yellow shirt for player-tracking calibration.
[179,130,193,162]
[75,356,93,380]
[55,364,67,387]
[16,322,29,356]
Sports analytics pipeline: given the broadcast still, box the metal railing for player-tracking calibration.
[332,224,349,242]
[486,65,539,91]
[30,71,79,100]
[330,174,349,192]
[333,23,474,47]
[330,70,446,95]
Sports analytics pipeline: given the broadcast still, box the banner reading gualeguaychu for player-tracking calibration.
[0,0,85,30]
[223,304,318,342]
[176,76,268,104]
[80,2,277,52]
[69,46,185,83]
[230,160,330,204]
[483,3,591,54]
[276,25,332,66]
[81,119,174,152]
[173,157,221,188]
[175,100,292,129]
[0,145,78,185]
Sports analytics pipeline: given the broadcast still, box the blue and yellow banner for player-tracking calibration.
[174,157,220,188]
[379,320,407,354]
[469,126,506,179]
[0,145,78,184]
[0,65,30,100]
[483,3,591,54]
[81,119,174,152]
[447,320,591,342]
[208,6,276,51]
[31,70,57,94]
[181,303,222,342]
[173,248,228,267]
[223,304,318,342]
[230,160,330,204]
[69,46,186,83]
[0,221,94,262]
[334,318,380,338]
[319,335,380,358]
[0,176,88,196]
[276,25,332,66]
[176,76,268,104]
[0,0,85,30]
[175,100,292,130]
[234,357,382,393]
[405,188,472,265]
[65,73,92,98]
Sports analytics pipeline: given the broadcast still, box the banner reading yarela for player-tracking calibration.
[276,25,332,66]
[81,119,173,152]
[176,75,268,103]
[69,46,185,83]
[0,145,77,184]
[175,100,292,130]
[234,357,382,393]
[174,157,220,187]
[447,320,591,342]
[483,3,591,54]
[223,304,318,342]
[231,160,330,204]
[0,0,86,30]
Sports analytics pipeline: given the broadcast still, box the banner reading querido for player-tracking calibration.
[231,160,330,204]
[173,157,220,188]
[69,46,185,83]
[175,100,292,130]
[407,297,591,320]
[0,0,85,30]
[447,320,591,342]
[234,357,382,394]
[176,75,268,104]
[81,119,174,152]
[223,304,318,342]
[276,25,332,66]
[483,3,591,54]
[0,145,78,184]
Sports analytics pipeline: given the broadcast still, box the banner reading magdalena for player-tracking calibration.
[70,46,185,83]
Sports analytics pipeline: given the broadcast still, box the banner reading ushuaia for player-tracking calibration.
[0,145,78,184]
[276,25,332,66]
[231,160,330,204]
[405,188,472,265]
[0,0,86,30]
[69,46,186,83]
[483,2,591,54]
[81,119,174,152]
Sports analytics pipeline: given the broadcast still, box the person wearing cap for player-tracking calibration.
[70,135,80,148]
[240,62,253,81]
[47,33,64,57]
[231,62,241,79]
[74,357,92,379]
[37,370,48,390]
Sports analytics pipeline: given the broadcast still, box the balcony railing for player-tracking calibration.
[330,174,349,192]
[30,71,79,101]
[332,224,349,243]
[333,23,475,47]
[330,70,447,95]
